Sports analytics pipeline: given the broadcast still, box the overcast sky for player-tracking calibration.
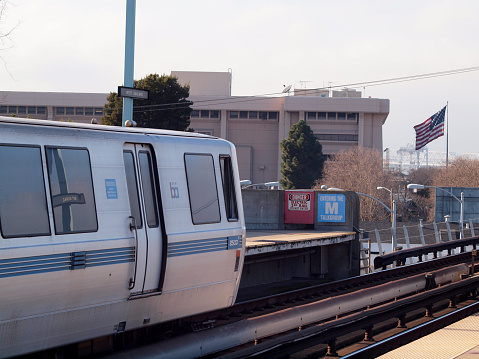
[1,0,478,159]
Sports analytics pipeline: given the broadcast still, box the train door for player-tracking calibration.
[123,143,164,295]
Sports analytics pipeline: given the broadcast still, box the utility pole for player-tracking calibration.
[122,0,136,127]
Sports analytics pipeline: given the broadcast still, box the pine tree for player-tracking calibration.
[280,120,324,189]
[102,74,192,131]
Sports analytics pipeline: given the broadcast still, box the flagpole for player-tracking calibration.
[446,101,449,168]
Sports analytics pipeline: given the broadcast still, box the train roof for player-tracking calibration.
[0,116,216,139]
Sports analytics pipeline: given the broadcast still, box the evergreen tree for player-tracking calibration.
[280,120,324,189]
[102,74,193,131]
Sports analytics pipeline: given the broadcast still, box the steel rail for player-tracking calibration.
[194,250,475,326]
[216,274,479,358]
[341,300,479,359]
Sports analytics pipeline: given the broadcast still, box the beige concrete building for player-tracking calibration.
[0,71,389,184]
[173,71,389,184]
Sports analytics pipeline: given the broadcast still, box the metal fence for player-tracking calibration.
[359,218,479,274]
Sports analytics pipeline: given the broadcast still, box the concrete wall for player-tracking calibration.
[242,189,284,230]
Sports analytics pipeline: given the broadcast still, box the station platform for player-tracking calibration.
[378,313,479,359]
[239,229,358,291]
[245,229,356,256]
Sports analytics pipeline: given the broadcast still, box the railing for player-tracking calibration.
[374,236,479,270]
[362,217,479,272]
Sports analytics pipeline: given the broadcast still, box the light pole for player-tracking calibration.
[377,186,397,252]
[377,187,393,223]
[407,184,464,239]
[356,191,397,254]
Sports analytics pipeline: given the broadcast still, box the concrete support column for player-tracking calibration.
[47,106,54,121]
[358,112,365,146]
[298,110,305,125]
[277,110,290,181]
[220,110,227,139]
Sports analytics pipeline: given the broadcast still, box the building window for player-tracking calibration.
[28,106,36,114]
[315,134,358,142]
[327,112,336,120]
[337,112,346,120]
[229,111,238,119]
[239,111,248,119]
[0,106,7,114]
[249,111,257,119]
[75,107,84,115]
[259,111,268,120]
[0,145,51,238]
[347,113,358,121]
[66,107,74,115]
[8,106,17,114]
[210,110,219,119]
[191,110,200,118]
[56,107,65,115]
[184,154,220,224]
[268,112,278,120]
[307,112,316,120]
[37,107,46,115]
[18,106,27,114]
[220,155,238,221]
[94,108,103,116]
[46,147,98,234]
[85,107,93,116]
[200,110,210,118]
[318,112,327,120]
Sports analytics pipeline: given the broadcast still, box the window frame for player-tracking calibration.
[219,155,239,222]
[0,144,51,239]
[138,150,159,228]
[123,150,143,229]
[184,153,221,225]
[45,146,98,235]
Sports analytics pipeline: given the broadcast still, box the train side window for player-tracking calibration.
[46,147,98,234]
[138,151,159,228]
[220,155,238,221]
[184,154,221,224]
[0,145,51,238]
[123,151,142,228]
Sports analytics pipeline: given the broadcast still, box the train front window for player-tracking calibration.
[220,156,238,221]
[0,145,50,238]
[184,154,221,224]
[46,147,98,234]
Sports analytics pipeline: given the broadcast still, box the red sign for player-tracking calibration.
[288,193,311,211]
[284,191,315,224]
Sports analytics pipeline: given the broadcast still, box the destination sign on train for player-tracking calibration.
[118,86,149,100]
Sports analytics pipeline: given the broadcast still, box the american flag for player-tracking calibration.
[414,106,447,150]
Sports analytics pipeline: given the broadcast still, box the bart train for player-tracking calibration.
[0,116,246,357]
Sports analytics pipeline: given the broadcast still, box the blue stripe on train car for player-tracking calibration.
[167,235,243,258]
[0,247,135,279]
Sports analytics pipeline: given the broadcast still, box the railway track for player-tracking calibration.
[18,250,479,358]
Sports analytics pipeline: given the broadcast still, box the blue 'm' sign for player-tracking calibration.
[317,194,346,222]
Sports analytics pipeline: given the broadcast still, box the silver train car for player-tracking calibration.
[0,116,246,357]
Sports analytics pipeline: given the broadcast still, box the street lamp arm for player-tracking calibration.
[429,187,462,203]
[408,184,462,203]
[356,192,392,213]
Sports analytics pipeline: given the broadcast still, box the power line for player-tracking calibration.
[105,66,479,114]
